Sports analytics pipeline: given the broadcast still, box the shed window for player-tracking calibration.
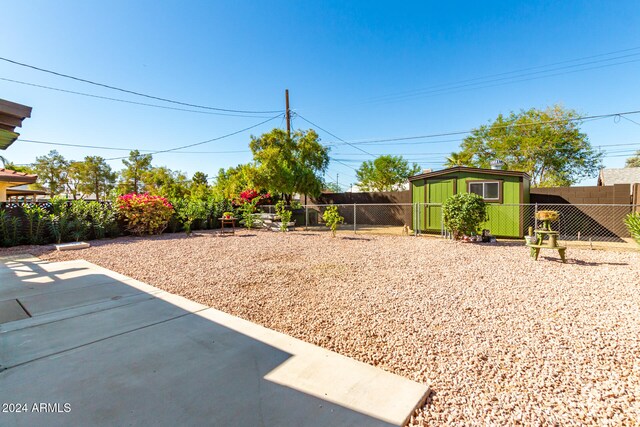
[468,181,500,201]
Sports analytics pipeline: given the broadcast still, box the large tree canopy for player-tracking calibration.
[250,128,329,201]
[212,164,257,199]
[451,105,603,187]
[356,155,421,192]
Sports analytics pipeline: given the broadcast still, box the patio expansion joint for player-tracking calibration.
[0,292,158,334]
[1,307,209,372]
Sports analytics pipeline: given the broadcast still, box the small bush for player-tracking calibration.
[442,193,488,240]
[322,205,344,237]
[174,198,208,235]
[625,212,640,246]
[0,210,21,247]
[23,204,48,245]
[275,200,292,232]
[116,193,174,236]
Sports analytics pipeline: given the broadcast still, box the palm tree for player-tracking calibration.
[444,152,472,167]
[0,155,7,168]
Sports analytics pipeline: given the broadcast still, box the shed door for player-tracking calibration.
[426,179,455,231]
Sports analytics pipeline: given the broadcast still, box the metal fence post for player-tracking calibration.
[305,206,308,230]
[353,203,357,233]
[534,202,538,230]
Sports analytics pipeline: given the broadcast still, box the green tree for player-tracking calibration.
[626,150,640,168]
[191,171,208,186]
[143,166,189,199]
[119,150,152,194]
[356,155,420,192]
[65,161,84,200]
[32,150,69,196]
[212,164,256,199]
[250,128,329,203]
[324,181,342,193]
[451,105,602,187]
[76,156,117,202]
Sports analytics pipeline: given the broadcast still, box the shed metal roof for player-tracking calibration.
[408,166,530,182]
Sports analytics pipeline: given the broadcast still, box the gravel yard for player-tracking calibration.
[13,230,640,425]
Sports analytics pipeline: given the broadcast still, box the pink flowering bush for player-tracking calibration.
[116,193,174,236]
[237,189,271,206]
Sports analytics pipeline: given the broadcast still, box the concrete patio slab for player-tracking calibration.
[0,299,29,323]
[0,255,429,427]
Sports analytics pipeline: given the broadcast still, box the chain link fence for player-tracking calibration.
[259,203,639,249]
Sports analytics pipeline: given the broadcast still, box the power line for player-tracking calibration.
[365,47,640,104]
[296,114,376,158]
[0,56,283,114]
[105,114,283,160]
[0,77,276,118]
[16,139,250,154]
[323,110,640,145]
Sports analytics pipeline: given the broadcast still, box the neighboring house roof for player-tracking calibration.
[0,98,33,150]
[6,184,47,197]
[597,168,640,186]
[408,166,530,182]
[0,168,38,185]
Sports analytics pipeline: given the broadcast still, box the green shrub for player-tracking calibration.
[174,198,208,235]
[0,210,21,247]
[322,205,344,237]
[625,212,640,246]
[86,201,119,238]
[442,193,488,240]
[275,200,292,232]
[23,204,48,245]
[239,197,260,229]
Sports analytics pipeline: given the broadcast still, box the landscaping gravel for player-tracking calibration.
[19,230,640,425]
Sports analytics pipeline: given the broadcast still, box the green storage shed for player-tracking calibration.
[409,166,531,238]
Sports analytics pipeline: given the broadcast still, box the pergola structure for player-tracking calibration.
[0,169,39,202]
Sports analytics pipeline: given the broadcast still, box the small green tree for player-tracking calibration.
[322,205,344,237]
[275,200,292,232]
[119,150,153,194]
[239,197,260,229]
[32,150,69,196]
[624,212,640,246]
[76,156,117,202]
[442,193,488,240]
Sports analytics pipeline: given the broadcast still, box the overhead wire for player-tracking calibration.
[0,56,283,114]
[0,77,277,118]
[365,48,640,104]
[104,113,283,160]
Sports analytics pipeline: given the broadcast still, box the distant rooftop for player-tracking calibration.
[597,168,640,186]
[0,168,38,184]
[0,98,33,150]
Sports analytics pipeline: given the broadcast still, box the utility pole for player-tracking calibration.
[336,173,339,189]
[285,89,291,138]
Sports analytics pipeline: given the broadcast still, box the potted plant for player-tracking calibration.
[222,211,234,219]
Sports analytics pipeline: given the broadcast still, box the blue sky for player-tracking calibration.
[1,0,639,188]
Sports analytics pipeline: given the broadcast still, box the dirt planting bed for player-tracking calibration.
[12,230,640,425]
